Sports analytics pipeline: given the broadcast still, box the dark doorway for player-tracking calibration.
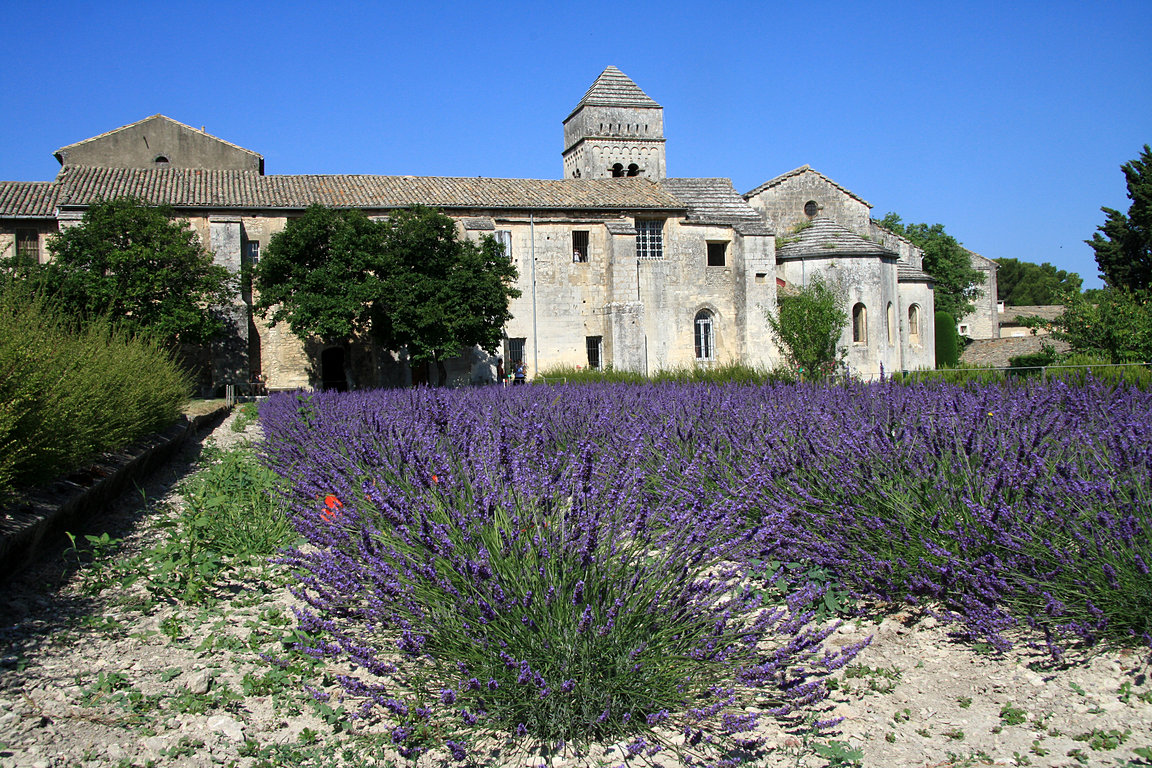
[321,346,348,391]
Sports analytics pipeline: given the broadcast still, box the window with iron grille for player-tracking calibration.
[585,336,603,369]
[694,310,715,361]
[635,220,664,260]
[15,229,39,264]
[707,242,726,267]
[572,230,589,263]
[493,230,513,260]
[504,337,526,369]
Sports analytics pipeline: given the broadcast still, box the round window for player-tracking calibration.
[804,200,819,218]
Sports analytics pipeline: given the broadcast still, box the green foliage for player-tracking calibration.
[935,310,961,366]
[0,279,189,500]
[878,213,985,320]
[1049,288,1152,363]
[536,362,794,386]
[141,444,294,602]
[36,197,235,346]
[1088,144,1152,291]
[995,257,1083,305]
[890,363,1004,386]
[1047,354,1152,390]
[253,206,387,342]
[1008,350,1057,371]
[766,275,848,380]
[254,204,520,369]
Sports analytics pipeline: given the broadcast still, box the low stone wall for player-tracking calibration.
[0,406,230,583]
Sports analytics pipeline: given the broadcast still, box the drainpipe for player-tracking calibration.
[531,212,538,378]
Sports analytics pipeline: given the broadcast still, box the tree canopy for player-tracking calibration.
[254,204,520,369]
[1088,144,1152,292]
[39,197,235,346]
[994,257,1082,305]
[766,275,847,380]
[1049,288,1152,363]
[876,213,985,320]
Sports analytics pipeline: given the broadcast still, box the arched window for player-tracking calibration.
[626,163,640,177]
[154,155,170,166]
[611,163,625,177]
[908,304,921,343]
[886,302,895,344]
[852,303,867,344]
[694,310,715,361]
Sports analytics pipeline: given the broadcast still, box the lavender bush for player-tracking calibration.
[258,378,1152,762]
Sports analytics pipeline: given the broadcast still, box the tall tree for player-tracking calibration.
[41,197,235,346]
[765,275,847,380]
[254,204,520,384]
[876,213,985,320]
[994,257,1082,305]
[1088,144,1152,291]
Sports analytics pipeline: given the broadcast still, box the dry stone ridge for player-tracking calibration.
[0,66,997,391]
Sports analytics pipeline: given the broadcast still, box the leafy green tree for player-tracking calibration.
[994,257,1082,305]
[254,204,520,384]
[1048,288,1152,363]
[1088,145,1152,291]
[877,213,985,321]
[40,197,235,346]
[252,205,387,342]
[766,275,847,380]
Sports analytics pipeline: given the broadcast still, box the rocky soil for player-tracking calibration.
[1,410,1151,768]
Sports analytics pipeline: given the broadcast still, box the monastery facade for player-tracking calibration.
[1,67,944,390]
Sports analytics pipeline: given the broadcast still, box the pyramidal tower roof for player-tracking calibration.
[568,66,660,117]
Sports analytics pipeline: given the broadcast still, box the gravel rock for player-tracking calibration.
[2,410,1151,767]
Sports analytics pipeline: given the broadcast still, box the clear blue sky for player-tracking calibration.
[4,0,1149,289]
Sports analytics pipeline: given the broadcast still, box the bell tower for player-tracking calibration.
[562,66,666,180]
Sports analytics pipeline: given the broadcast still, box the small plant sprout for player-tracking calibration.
[1000,702,1028,726]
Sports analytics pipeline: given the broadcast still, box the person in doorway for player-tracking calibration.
[513,360,527,385]
[496,356,505,386]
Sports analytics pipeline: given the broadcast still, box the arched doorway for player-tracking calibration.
[321,346,348,391]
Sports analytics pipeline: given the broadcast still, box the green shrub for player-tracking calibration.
[1048,354,1152,390]
[935,310,960,367]
[537,362,789,386]
[890,363,1004,386]
[0,280,189,500]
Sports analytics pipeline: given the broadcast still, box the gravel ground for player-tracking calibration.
[1,410,1151,768]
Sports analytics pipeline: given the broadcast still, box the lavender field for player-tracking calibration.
[258,380,1152,766]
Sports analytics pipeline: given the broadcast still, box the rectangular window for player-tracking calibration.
[244,241,260,265]
[494,230,513,260]
[504,337,526,370]
[707,242,727,267]
[585,336,603,370]
[635,220,664,260]
[572,230,589,263]
[15,229,39,264]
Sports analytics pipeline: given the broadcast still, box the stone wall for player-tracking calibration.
[56,116,261,172]
[746,169,872,236]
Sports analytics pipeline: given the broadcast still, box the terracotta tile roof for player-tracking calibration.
[776,218,895,259]
[660,178,772,235]
[999,305,1065,324]
[0,182,60,217]
[566,66,660,120]
[743,165,871,207]
[39,167,686,213]
[898,262,934,283]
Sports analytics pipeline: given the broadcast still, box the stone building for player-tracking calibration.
[1,66,942,388]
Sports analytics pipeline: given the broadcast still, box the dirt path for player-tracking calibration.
[1,412,1150,768]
